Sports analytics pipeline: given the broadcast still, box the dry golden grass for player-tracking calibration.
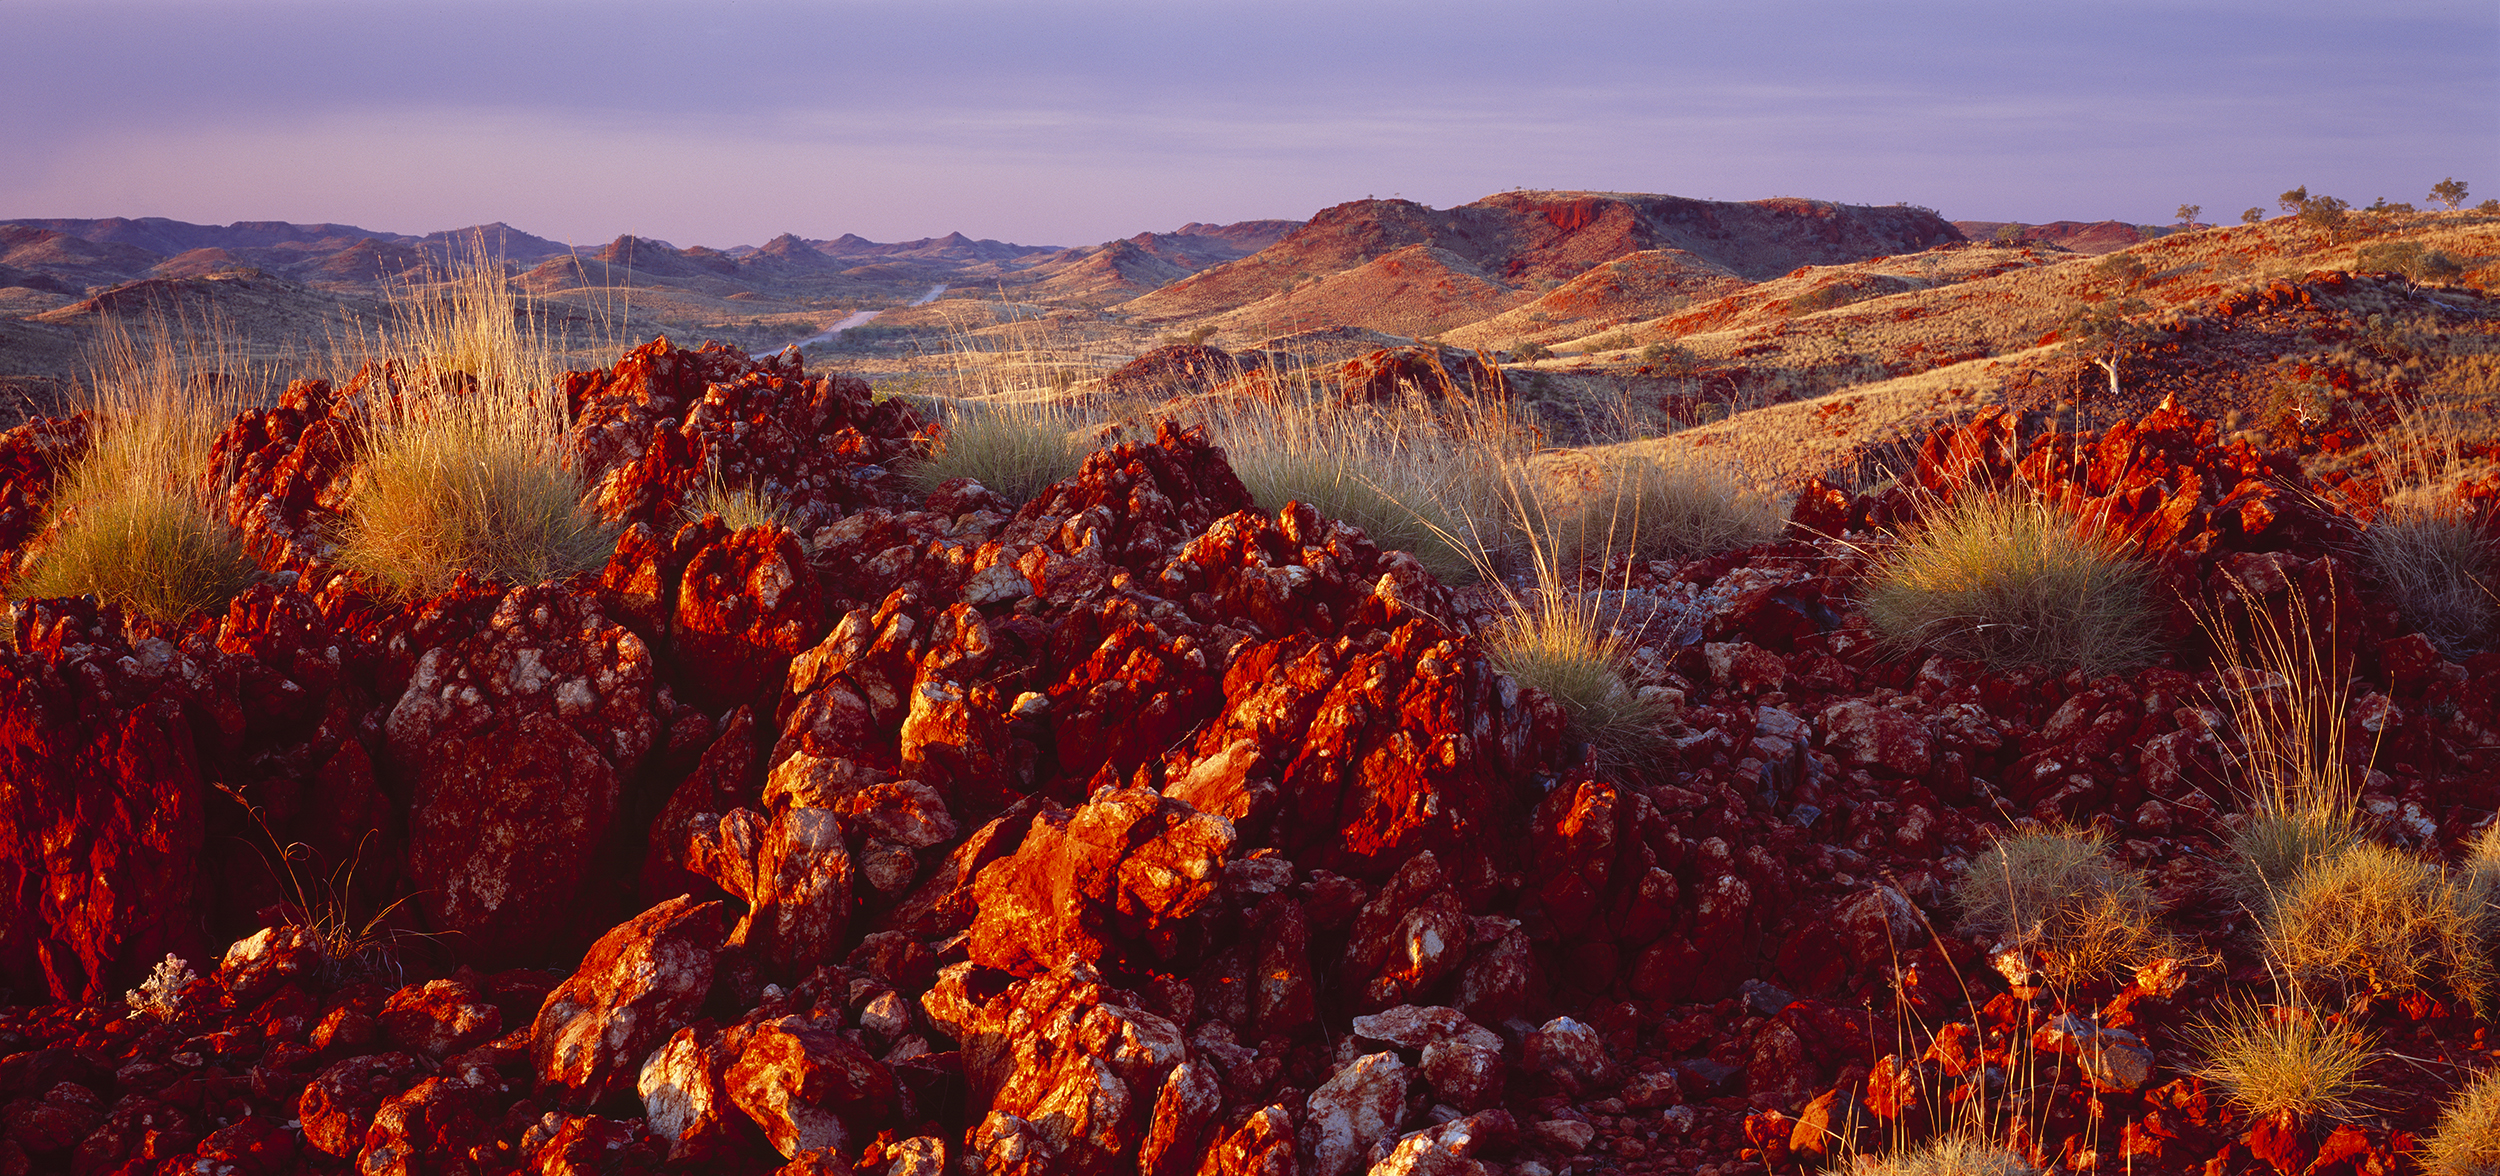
[1480,583,1675,780]
[2262,841,2492,1012]
[906,398,1092,506]
[1862,490,2159,674]
[2189,998,2380,1125]
[1546,449,1785,567]
[682,473,790,532]
[2421,1067,2500,1176]
[16,318,258,622]
[334,253,612,598]
[1841,1134,2039,1176]
[1951,826,2161,987]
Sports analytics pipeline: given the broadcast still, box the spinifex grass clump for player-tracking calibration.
[1203,372,1521,584]
[1548,449,1784,567]
[907,398,1090,506]
[335,256,611,597]
[682,463,791,533]
[2422,1067,2500,1176]
[1481,585,1674,779]
[1863,489,2159,674]
[2206,580,2372,920]
[2189,998,2380,1126]
[17,319,257,623]
[1951,826,2161,988]
[2262,841,2493,1013]
[1841,1134,2039,1176]
[2362,498,2497,655]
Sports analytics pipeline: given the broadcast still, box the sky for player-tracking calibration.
[4,0,2494,251]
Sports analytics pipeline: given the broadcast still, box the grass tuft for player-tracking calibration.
[2189,997,2379,1125]
[907,399,1090,506]
[1842,1133,2039,1176]
[682,467,790,533]
[1548,450,1785,567]
[1862,490,2158,674]
[1951,826,2161,988]
[2360,499,2496,655]
[2225,808,2363,924]
[16,318,257,623]
[2421,1067,2500,1176]
[2261,840,2491,1012]
[1481,586,1675,780]
[335,255,611,598]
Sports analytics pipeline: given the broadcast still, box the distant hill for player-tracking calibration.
[1123,191,1963,328]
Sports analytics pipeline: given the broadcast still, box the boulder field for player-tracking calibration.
[0,338,2495,1175]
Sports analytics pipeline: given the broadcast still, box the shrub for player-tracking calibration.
[2190,998,2378,1125]
[17,320,257,623]
[2355,240,2466,283]
[1510,340,1552,363]
[1843,1134,2038,1176]
[1862,490,2159,674]
[2421,1067,2500,1176]
[2359,501,2495,653]
[2242,208,2265,225]
[906,400,1090,506]
[123,954,198,1023]
[1952,827,2161,987]
[2262,840,2491,1012]
[1547,451,1783,567]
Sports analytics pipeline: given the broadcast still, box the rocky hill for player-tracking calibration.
[1121,192,1963,328]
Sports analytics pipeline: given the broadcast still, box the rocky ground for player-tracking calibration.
[0,337,2496,1175]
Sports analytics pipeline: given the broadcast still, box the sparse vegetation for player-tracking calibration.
[907,399,1092,506]
[2261,840,2491,1012]
[2355,239,2466,283]
[1862,490,2159,674]
[15,319,258,623]
[2359,498,2495,654]
[1547,450,1784,567]
[333,252,612,599]
[2191,998,2380,1125]
[682,470,791,532]
[2421,1067,2500,1176]
[1481,583,1675,780]
[1843,1134,2039,1176]
[1952,826,2162,987]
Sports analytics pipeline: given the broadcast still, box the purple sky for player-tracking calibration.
[6,0,2494,250]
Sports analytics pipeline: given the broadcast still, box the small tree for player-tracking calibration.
[2279,186,2312,215]
[2177,203,2203,231]
[2431,178,2470,210]
[2242,207,2265,225]
[2059,292,2153,401]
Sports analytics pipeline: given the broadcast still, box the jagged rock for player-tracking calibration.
[299,1052,429,1158]
[687,806,855,977]
[532,895,725,1109]
[725,1013,900,1161]
[638,1022,758,1165]
[1195,1104,1295,1176]
[1300,1052,1408,1176]
[1521,1017,1615,1097]
[968,785,1234,976]
[0,600,225,1001]
[958,962,1196,1176]
[673,524,828,712]
[384,584,659,965]
[1349,1006,1506,1112]
[216,925,321,1006]
[357,1074,506,1176]
[378,977,502,1059]
[966,1111,1055,1176]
